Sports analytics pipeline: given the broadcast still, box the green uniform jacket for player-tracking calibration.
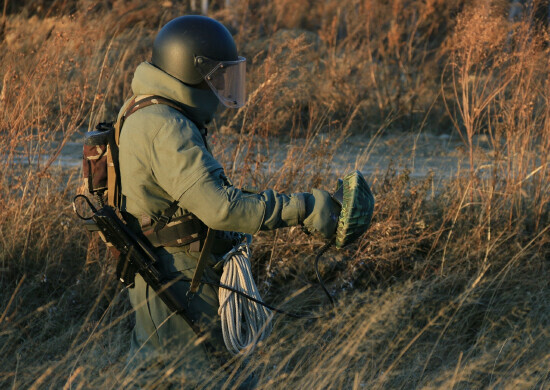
[120,63,310,236]
[119,62,331,377]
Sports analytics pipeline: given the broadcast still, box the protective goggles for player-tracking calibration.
[194,55,246,108]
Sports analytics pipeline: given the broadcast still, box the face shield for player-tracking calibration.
[194,55,246,108]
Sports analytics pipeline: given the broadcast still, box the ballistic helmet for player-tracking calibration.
[152,15,246,108]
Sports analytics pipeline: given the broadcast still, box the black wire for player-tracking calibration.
[207,280,323,319]
[314,238,336,307]
[163,272,323,319]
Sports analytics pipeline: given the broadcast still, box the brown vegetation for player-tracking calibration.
[0,0,548,388]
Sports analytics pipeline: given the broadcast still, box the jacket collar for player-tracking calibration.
[131,62,219,127]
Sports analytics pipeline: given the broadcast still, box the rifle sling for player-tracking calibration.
[189,228,216,296]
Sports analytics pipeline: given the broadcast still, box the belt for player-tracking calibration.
[141,213,207,251]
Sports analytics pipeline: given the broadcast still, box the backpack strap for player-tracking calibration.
[107,95,137,208]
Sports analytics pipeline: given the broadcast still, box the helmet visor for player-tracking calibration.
[195,56,246,108]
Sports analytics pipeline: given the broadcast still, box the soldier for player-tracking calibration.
[118,15,341,384]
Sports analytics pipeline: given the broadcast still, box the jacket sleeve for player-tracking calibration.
[179,169,308,234]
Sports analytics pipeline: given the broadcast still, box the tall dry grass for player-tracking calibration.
[0,0,548,388]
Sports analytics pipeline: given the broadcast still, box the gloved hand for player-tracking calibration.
[302,189,341,239]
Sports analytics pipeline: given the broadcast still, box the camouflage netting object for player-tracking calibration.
[333,170,375,248]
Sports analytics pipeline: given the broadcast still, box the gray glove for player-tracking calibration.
[302,189,341,239]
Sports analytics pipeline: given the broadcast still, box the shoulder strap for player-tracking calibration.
[107,95,137,208]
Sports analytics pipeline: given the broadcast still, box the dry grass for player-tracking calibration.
[0,0,548,389]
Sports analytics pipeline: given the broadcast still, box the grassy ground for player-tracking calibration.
[0,0,548,388]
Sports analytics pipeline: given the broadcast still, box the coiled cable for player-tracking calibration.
[218,240,273,355]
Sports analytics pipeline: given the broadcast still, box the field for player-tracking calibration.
[0,0,549,388]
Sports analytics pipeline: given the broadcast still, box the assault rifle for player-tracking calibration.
[73,195,206,334]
